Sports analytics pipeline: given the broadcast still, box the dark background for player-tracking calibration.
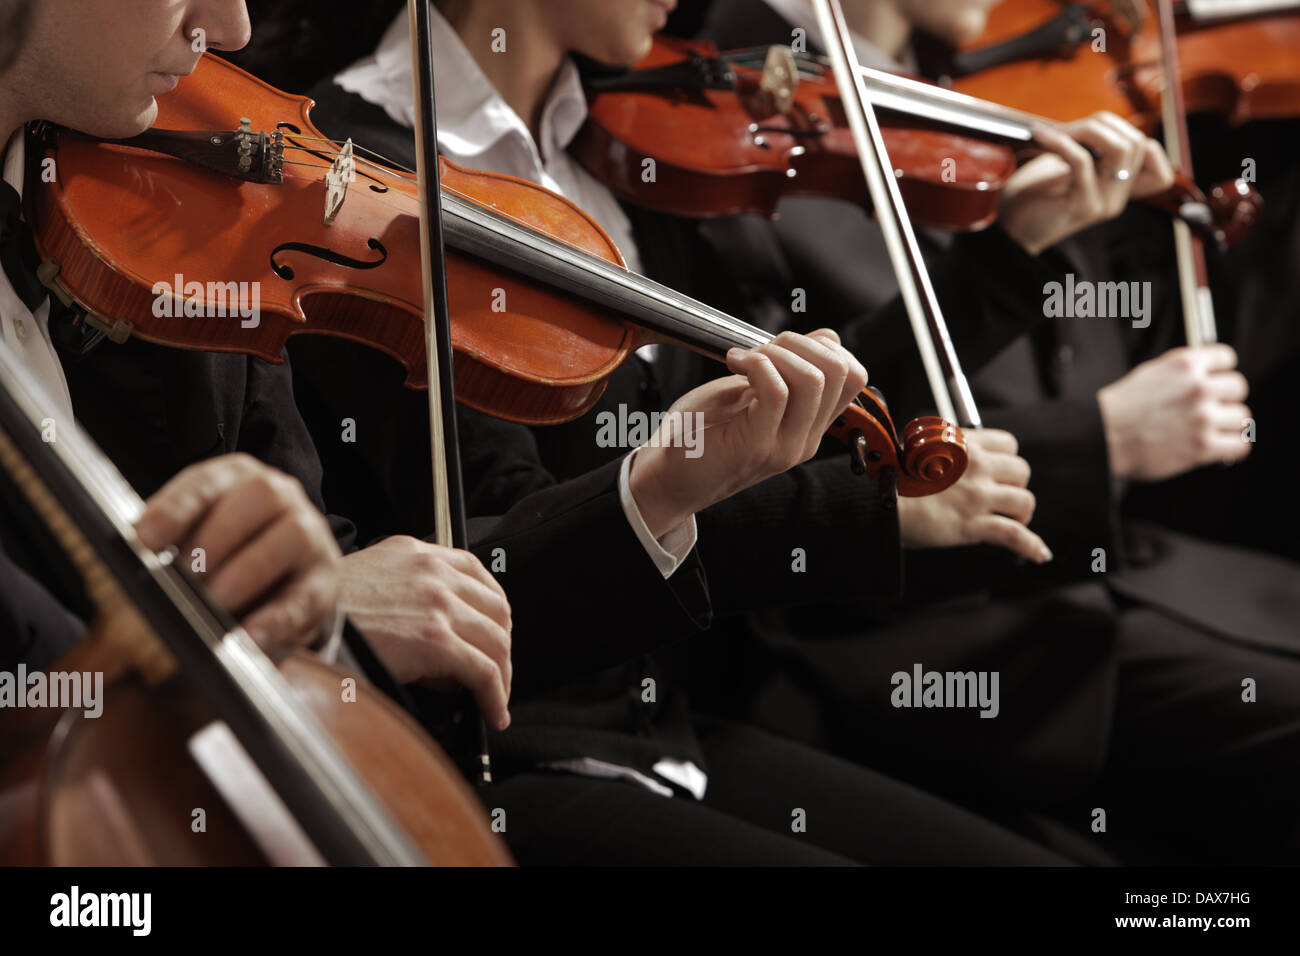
[223,0,715,93]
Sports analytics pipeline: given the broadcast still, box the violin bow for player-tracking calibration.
[1156,0,1218,347]
[406,0,492,785]
[810,0,982,430]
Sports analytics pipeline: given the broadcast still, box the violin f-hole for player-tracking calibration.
[270,238,388,281]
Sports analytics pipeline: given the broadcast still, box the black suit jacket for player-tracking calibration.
[293,79,905,778]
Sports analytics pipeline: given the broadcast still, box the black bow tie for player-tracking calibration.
[0,179,50,314]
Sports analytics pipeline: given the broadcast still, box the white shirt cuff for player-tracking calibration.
[618,451,697,580]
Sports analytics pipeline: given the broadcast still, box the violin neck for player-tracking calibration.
[438,187,770,360]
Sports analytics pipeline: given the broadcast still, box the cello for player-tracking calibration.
[0,341,511,865]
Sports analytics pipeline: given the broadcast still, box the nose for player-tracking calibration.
[191,0,252,53]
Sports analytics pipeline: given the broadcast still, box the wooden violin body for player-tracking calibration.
[26,52,967,497]
[575,33,1261,250]
[942,2,1300,131]
[28,55,640,425]
[575,35,1018,231]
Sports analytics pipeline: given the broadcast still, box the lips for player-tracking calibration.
[649,0,674,28]
[150,73,181,93]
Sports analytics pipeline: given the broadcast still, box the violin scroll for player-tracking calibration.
[897,416,968,497]
[1208,178,1263,249]
[827,392,967,498]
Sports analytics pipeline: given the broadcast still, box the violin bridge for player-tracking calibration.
[760,45,798,115]
[324,138,356,226]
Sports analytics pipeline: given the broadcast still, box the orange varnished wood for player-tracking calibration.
[0,657,513,866]
[576,35,1018,231]
[24,52,966,495]
[949,3,1300,131]
[28,52,639,426]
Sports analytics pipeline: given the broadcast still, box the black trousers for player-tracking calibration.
[725,597,1300,864]
[1095,605,1300,861]
[483,717,1072,865]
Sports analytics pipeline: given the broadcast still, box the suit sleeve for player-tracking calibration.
[695,455,902,618]
[844,227,1075,414]
[0,541,85,672]
[901,397,1121,597]
[242,351,358,553]
[467,458,711,696]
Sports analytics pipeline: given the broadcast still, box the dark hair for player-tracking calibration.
[220,0,406,92]
[0,0,35,75]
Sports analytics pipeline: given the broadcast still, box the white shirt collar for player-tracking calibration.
[335,7,589,165]
[4,129,26,199]
[0,130,77,425]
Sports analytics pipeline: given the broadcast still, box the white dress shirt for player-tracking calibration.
[335,7,697,580]
[335,8,706,799]
[761,0,917,71]
[336,8,644,274]
[0,132,76,430]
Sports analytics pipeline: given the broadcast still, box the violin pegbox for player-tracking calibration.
[101,120,285,185]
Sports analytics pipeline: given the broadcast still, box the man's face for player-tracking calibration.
[550,0,677,67]
[14,0,250,137]
[893,0,999,47]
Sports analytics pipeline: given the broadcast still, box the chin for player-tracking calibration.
[65,96,156,140]
[621,32,655,66]
[114,100,159,138]
[590,30,653,68]
[948,11,991,45]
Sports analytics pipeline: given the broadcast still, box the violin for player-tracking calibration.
[936,1,1300,132]
[0,343,510,866]
[25,52,967,498]
[937,0,1297,344]
[572,34,1259,249]
[577,35,1018,232]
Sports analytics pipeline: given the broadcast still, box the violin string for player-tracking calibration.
[720,47,828,78]
[266,130,775,356]
[278,159,340,170]
[278,137,416,175]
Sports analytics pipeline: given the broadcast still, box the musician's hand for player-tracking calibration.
[999,111,1175,255]
[136,453,342,650]
[338,536,513,731]
[897,429,1052,563]
[629,330,867,538]
[1098,344,1252,482]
